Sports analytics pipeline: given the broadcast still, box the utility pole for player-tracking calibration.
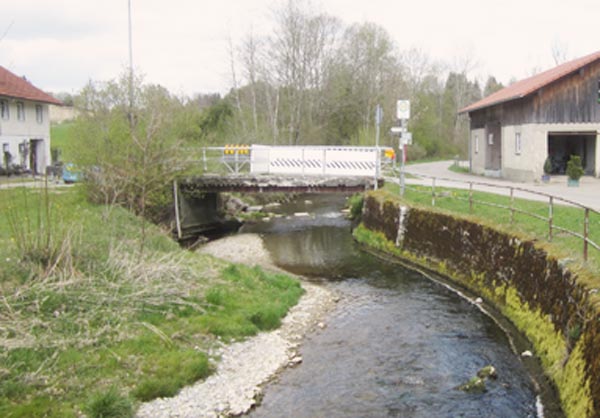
[391,100,411,197]
[128,0,134,125]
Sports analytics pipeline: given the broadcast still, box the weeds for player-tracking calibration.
[0,186,303,415]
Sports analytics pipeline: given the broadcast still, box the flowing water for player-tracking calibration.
[241,194,559,418]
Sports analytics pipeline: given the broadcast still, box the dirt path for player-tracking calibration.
[137,234,337,418]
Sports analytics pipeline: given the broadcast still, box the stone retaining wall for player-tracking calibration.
[360,191,600,418]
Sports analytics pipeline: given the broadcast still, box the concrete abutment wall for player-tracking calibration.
[359,191,600,418]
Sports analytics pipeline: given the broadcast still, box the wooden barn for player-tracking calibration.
[461,50,600,182]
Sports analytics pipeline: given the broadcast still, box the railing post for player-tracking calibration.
[431,177,436,206]
[469,182,473,214]
[548,196,553,241]
[202,148,207,172]
[584,208,589,262]
[322,148,327,175]
[509,187,515,224]
[302,147,306,177]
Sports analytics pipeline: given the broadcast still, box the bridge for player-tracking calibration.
[174,145,394,239]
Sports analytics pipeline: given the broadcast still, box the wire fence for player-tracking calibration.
[400,171,600,262]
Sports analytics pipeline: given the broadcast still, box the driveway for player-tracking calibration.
[390,160,600,211]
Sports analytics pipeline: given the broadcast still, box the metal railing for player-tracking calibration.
[193,145,397,177]
[399,171,600,262]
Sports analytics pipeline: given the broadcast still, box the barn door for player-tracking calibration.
[485,123,502,170]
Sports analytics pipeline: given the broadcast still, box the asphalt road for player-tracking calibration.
[390,160,600,211]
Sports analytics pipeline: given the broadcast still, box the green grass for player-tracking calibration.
[0,185,303,416]
[447,163,470,174]
[50,122,75,162]
[382,182,600,284]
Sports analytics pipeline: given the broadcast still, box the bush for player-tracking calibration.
[543,157,552,175]
[347,193,364,220]
[566,155,584,180]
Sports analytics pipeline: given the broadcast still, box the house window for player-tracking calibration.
[16,102,25,121]
[488,133,494,145]
[474,134,479,154]
[0,100,8,120]
[35,105,43,123]
[515,132,522,155]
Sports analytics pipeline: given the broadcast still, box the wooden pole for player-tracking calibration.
[469,182,473,214]
[173,180,182,240]
[584,208,589,262]
[510,187,515,224]
[548,196,553,241]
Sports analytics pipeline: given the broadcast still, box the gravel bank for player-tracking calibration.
[137,234,336,418]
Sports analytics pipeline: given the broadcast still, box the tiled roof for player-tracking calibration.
[460,50,600,114]
[0,66,62,105]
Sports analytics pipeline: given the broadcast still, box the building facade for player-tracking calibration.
[462,51,600,182]
[0,66,62,175]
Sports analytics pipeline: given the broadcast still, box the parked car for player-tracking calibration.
[62,163,81,183]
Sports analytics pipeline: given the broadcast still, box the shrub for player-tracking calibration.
[566,155,584,180]
[347,193,364,220]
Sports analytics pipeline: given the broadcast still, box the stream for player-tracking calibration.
[240,194,558,418]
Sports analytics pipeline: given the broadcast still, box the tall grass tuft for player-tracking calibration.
[84,387,133,418]
[5,181,77,278]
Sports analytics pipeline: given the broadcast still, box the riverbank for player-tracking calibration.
[137,234,338,418]
[356,190,598,418]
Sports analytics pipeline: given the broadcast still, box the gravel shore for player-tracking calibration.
[137,234,337,418]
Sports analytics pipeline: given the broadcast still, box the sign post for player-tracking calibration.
[392,100,411,197]
[374,104,383,190]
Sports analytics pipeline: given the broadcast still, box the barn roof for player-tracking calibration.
[460,50,600,114]
[0,66,62,105]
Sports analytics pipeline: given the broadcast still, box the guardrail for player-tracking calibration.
[195,145,396,177]
[400,171,600,262]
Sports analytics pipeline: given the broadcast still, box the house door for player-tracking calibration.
[485,123,502,170]
[29,139,43,175]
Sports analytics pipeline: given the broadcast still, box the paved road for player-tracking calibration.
[388,160,600,211]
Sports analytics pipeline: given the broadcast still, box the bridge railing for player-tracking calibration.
[398,170,600,262]
[193,145,396,177]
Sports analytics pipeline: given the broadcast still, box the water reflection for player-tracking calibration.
[242,194,545,418]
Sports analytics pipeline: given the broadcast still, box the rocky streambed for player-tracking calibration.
[136,234,337,418]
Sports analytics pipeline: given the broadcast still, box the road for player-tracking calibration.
[388,160,600,211]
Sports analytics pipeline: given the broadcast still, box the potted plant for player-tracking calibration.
[542,157,552,183]
[566,155,584,187]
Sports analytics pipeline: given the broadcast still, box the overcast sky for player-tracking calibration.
[1,0,599,97]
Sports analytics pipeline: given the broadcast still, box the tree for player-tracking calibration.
[71,74,189,251]
[483,76,504,97]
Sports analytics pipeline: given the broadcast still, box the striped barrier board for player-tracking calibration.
[250,145,388,176]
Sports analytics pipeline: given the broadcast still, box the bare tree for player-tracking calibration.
[551,38,570,65]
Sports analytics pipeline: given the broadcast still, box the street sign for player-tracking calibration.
[390,126,404,134]
[396,100,410,120]
[401,132,413,145]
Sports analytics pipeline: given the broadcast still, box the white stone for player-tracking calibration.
[521,350,533,357]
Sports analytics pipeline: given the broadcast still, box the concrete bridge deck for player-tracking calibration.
[179,174,381,194]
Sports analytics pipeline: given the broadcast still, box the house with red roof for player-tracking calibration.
[461,51,600,182]
[0,66,62,175]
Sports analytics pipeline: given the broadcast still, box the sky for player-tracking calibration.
[1,0,600,97]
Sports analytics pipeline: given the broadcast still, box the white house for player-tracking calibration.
[0,66,62,175]
[461,50,600,182]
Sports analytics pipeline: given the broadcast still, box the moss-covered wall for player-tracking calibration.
[360,192,600,418]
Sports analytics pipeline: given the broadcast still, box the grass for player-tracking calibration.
[50,122,75,162]
[447,163,470,174]
[0,185,303,417]
[382,182,600,286]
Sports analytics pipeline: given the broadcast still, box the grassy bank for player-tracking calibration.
[383,182,600,284]
[0,186,303,417]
